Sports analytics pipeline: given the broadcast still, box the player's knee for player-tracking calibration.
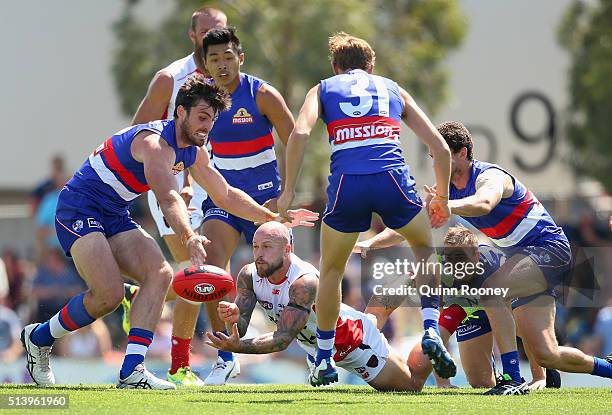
[145,262,174,289]
[159,263,174,285]
[467,376,495,389]
[90,283,124,315]
[531,346,560,368]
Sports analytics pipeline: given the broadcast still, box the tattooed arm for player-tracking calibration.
[206,273,317,354]
[216,265,258,337]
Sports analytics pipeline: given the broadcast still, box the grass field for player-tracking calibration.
[0,384,609,414]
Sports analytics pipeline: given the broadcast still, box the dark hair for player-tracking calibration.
[174,74,231,118]
[202,27,242,59]
[437,121,473,160]
[190,6,226,31]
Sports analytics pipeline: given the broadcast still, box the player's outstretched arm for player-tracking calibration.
[190,147,319,227]
[216,265,258,337]
[189,146,279,224]
[445,169,507,217]
[400,87,451,228]
[206,273,317,354]
[131,70,173,125]
[134,132,207,264]
[353,228,406,258]
[256,83,295,192]
[277,85,321,220]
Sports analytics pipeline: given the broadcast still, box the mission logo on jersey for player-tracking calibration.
[232,107,254,125]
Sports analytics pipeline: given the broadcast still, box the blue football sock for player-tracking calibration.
[120,328,154,379]
[592,357,612,378]
[421,294,440,335]
[31,292,95,347]
[315,328,335,365]
[501,351,522,382]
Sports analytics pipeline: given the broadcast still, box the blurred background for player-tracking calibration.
[0,0,610,386]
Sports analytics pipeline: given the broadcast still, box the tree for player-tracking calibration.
[111,0,466,192]
[558,0,612,192]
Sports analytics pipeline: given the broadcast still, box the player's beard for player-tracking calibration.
[256,257,284,279]
[180,118,207,147]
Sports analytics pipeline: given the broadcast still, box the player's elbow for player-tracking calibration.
[479,200,495,215]
[275,334,294,351]
[208,188,232,211]
[431,141,451,161]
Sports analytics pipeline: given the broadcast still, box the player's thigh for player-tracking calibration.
[458,332,495,388]
[368,351,420,392]
[482,254,548,299]
[70,232,124,298]
[513,295,559,362]
[200,218,241,270]
[319,222,359,273]
[392,209,435,262]
[109,228,172,285]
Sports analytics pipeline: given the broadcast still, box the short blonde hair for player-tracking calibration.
[328,32,375,71]
[444,225,479,248]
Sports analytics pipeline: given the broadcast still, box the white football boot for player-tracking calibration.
[117,364,177,390]
[21,323,55,386]
[203,357,241,385]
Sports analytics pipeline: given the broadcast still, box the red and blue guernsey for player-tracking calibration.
[55,120,197,256]
[69,120,197,213]
[320,69,406,175]
[449,160,567,248]
[318,69,422,233]
[208,73,280,198]
[450,160,571,291]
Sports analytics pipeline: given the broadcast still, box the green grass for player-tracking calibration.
[0,384,610,414]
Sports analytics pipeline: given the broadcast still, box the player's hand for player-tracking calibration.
[280,209,319,228]
[263,198,278,213]
[277,190,295,222]
[205,323,240,352]
[352,241,373,258]
[528,379,546,391]
[428,195,450,228]
[180,185,194,206]
[186,234,210,265]
[217,301,239,324]
[435,379,459,389]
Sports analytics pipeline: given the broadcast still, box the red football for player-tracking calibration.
[172,264,234,303]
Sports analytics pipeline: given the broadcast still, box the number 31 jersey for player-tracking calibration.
[320,69,406,175]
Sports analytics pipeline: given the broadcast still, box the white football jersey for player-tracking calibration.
[250,254,381,359]
[164,53,200,119]
[147,53,207,236]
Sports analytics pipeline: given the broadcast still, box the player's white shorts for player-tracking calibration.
[147,171,207,237]
[336,308,390,383]
[304,307,390,383]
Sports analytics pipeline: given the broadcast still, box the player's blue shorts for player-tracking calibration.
[456,310,491,342]
[201,191,278,244]
[323,166,423,233]
[509,238,572,289]
[54,186,139,257]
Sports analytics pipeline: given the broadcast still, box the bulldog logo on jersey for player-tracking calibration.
[171,162,185,175]
[232,108,254,124]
